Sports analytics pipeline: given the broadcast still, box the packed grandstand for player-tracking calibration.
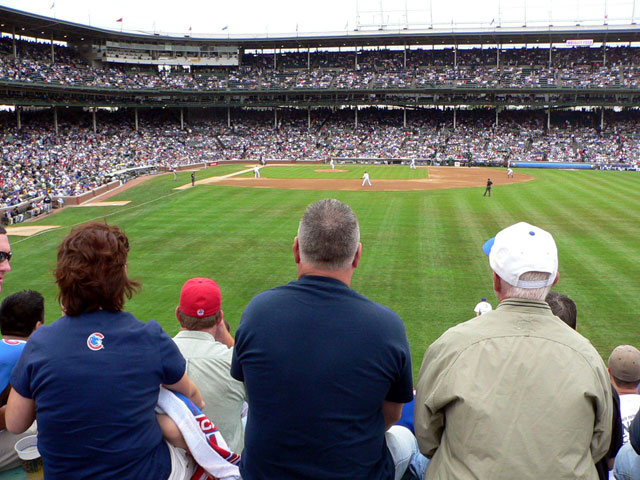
[1,5,640,215]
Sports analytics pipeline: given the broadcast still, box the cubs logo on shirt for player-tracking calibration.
[87,332,105,351]
[2,339,23,346]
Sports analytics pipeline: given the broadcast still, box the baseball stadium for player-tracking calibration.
[0,1,640,478]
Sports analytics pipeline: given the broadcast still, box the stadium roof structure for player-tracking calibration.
[3,5,640,49]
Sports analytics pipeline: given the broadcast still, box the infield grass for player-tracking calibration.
[240,164,429,179]
[6,165,640,377]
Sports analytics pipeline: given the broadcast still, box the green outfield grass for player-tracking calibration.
[239,164,429,179]
[5,165,640,377]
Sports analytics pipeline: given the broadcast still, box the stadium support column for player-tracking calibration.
[355,107,358,129]
[454,44,457,68]
[92,109,96,134]
[308,106,311,129]
[12,27,16,58]
[307,48,311,69]
[603,42,607,67]
[403,107,407,128]
[548,43,552,67]
[51,33,55,64]
[180,108,184,130]
[453,108,457,129]
[16,106,21,131]
[274,50,277,69]
[547,107,551,130]
[135,108,139,132]
[355,47,358,69]
[495,108,499,128]
[53,107,58,135]
[496,46,500,67]
[274,108,277,129]
[601,108,605,130]
[403,45,407,69]
[227,106,231,127]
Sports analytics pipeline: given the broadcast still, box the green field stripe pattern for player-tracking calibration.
[241,164,429,179]
[5,166,640,378]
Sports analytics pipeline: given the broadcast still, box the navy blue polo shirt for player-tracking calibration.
[232,275,413,480]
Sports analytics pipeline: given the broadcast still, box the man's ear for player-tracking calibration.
[352,243,362,268]
[293,236,301,264]
[33,321,44,332]
[492,272,501,293]
[175,306,181,323]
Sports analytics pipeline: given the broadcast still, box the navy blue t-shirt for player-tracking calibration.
[231,275,413,480]
[10,310,186,480]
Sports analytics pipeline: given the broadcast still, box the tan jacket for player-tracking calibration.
[415,299,612,480]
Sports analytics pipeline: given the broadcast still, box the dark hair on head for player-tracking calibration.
[55,222,141,316]
[545,291,577,330]
[177,309,220,331]
[0,290,44,337]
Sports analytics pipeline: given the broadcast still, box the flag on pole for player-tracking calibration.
[50,1,55,9]
[116,18,123,23]
[222,25,228,30]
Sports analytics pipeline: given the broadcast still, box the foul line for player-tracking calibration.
[11,190,182,246]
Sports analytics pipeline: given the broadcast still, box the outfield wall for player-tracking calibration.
[512,162,594,170]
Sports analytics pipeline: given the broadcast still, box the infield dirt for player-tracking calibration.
[209,166,533,191]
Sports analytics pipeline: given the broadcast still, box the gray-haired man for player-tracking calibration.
[231,198,422,480]
[415,221,612,480]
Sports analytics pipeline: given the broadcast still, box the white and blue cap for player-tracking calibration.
[482,222,558,289]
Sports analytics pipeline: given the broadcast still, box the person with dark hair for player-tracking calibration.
[231,198,423,480]
[545,291,577,330]
[173,277,247,453]
[545,291,623,479]
[0,226,11,295]
[0,290,43,471]
[6,222,203,480]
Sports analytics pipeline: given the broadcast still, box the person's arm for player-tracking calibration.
[5,388,36,434]
[590,368,614,463]
[164,373,204,410]
[629,404,640,455]
[382,401,403,431]
[214,318,235,348]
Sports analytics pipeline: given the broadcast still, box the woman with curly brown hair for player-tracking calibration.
[6,222,202,480]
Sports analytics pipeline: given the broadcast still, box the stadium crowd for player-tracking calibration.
[2,36,640,90]
[0,201,638,479]
[1,107,638,210]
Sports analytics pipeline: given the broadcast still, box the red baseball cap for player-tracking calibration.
[179,278,221,318]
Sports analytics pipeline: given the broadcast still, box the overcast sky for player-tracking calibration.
[0,0,636,37]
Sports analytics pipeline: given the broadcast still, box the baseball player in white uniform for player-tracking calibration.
[330,159,335,170]
[507,168,514,179]
[410,159,416,169]
[254,166,261,179]
[361,171,372,187]
[474,297,493,316]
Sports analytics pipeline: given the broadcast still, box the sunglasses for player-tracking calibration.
[0,251,12,263]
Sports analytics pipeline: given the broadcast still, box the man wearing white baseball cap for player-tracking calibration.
[414,222,613,480]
